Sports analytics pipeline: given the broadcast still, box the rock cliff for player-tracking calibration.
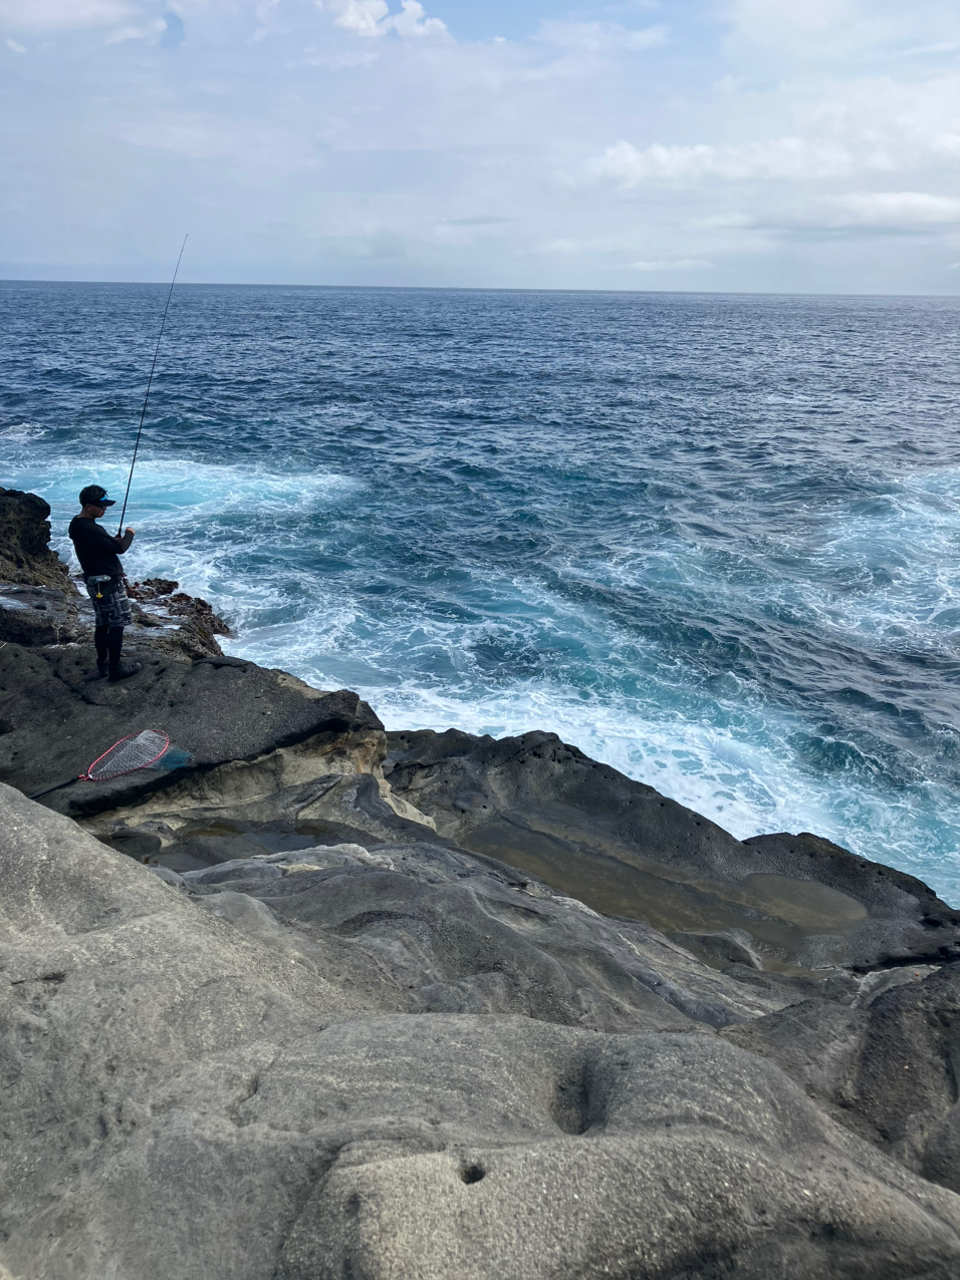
[2,490,960,1279]
[0,487,74,591]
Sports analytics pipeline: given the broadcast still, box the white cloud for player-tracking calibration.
[302,45,378,68]
[589,68,960,194]
[630,258,712,271]
[444,216,514,226]
[389,0,444,38]
[695,213,756,228]
[903,41,960,55]
[832,191,960,225]
[5,36,25,51]
[0,0,133,30]
[253,0,282,40]
[329,0,446,40]
[591,137,858,185]
[111,113,317,179]
[544,236,639,255]
[726,0,960,65]
[729,0,857,42]
[106,17,166,44]
[3,0,959,294]
[708,192,960,235]
[329,0,386,38]
[538,21,668,54]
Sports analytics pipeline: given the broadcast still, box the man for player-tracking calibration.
[68,484,140,682]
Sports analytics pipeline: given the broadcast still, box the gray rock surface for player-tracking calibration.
[5,782,960,1280]
[181,839,783,1031]
[0,583,82,646]
[723,965,960,1197]
[0,640,385,816]
[385,727,960,972]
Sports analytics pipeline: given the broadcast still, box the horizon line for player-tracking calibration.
[2,276,960,302]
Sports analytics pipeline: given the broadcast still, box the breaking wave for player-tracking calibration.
[4,280,960,900]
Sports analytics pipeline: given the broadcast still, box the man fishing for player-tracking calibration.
[64,240,186,685]
[68,484,141,682]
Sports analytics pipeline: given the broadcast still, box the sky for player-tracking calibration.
[2,0,960,292]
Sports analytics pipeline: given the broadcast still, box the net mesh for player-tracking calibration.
[85,730,170,781]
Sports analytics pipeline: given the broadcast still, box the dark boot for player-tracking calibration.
[108,662,141,683]
[106,626,140,682]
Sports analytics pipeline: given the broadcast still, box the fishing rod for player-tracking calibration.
[116,234,188,535]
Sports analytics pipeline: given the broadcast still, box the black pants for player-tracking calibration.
[94,625,125,672]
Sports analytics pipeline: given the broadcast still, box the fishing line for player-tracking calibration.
[116,234,188,535]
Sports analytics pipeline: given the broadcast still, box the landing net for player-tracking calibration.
[84,730,170,781]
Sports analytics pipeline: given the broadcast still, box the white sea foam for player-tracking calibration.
[768,471,960,649]
[14,446,960,904]
[126,458,363,521]
[12,456,360,518]
[18,455,362,601]
[227,625,960,896]
[219,531,960,905]
[1,422,47,443]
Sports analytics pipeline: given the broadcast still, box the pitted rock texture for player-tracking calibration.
[4,783,960,1280]
[385,727,960,973]
[0,583,82,647]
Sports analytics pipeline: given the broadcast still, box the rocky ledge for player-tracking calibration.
[0,488,227,657]
[2,490,960,1279]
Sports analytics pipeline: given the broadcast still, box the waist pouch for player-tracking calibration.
[86,574,119,598]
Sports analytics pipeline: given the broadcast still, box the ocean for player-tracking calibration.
[3,280,960,903]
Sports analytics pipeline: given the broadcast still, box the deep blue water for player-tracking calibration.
[4,280,960,902]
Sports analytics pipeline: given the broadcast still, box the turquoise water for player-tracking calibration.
[4,280,960,901]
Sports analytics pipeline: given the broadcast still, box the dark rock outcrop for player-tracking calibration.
[0,641,387,815]
[4,783,960,1280]
[126,577,229,659]
[128,577,229,635]
[384,727,960,973]
[0,583,82,646]
[0,487,75,591]
[0,489,83,645]
[0,489,224,659]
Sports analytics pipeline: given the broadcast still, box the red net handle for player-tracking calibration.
[80,730,171,781]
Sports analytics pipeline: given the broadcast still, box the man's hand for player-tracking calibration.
[125,526,136,535]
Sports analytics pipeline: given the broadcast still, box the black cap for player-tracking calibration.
[79,484,116,508]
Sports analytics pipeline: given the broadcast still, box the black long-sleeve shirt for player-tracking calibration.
[68,516,134,578]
